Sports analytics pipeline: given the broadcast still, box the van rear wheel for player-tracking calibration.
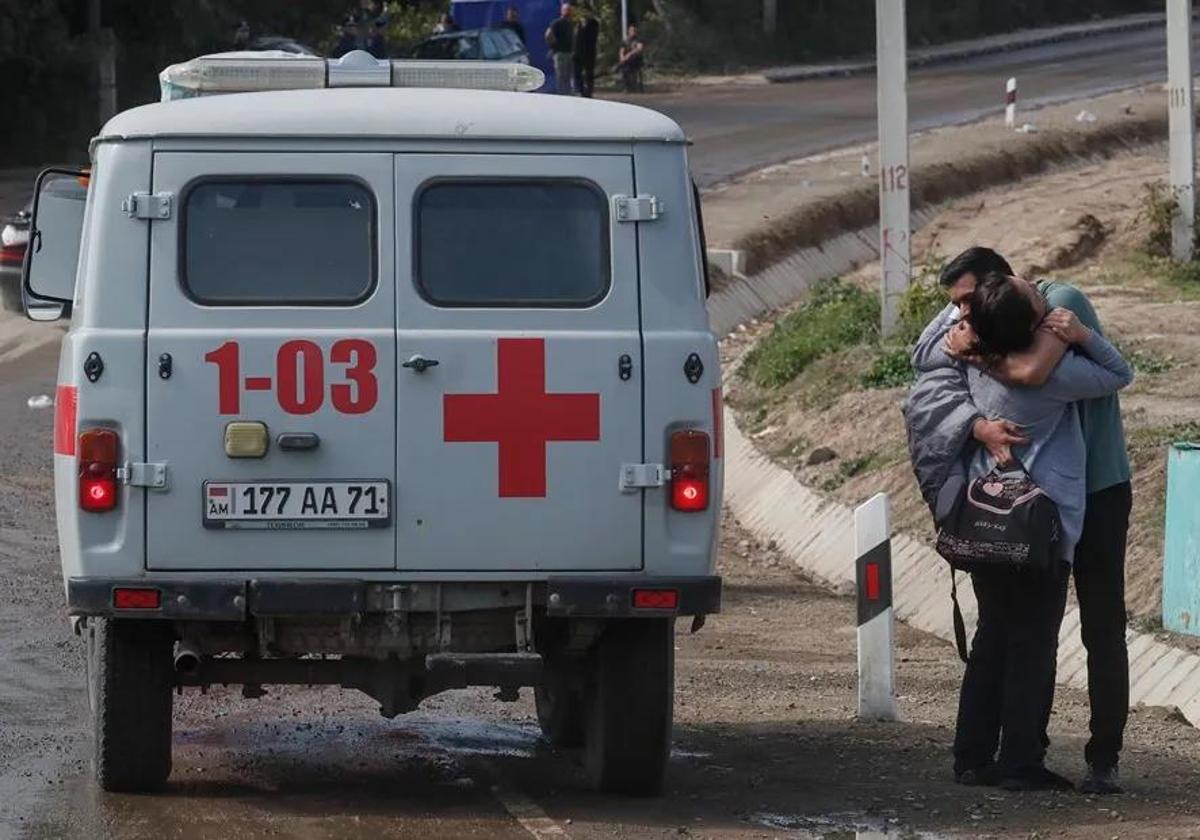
[90,618,175,792]
[584,619,674,796]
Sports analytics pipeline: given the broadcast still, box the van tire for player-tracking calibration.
[91,618,174,792]
[584,619,674,796]
[535,670,585,748]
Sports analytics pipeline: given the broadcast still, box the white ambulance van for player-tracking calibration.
[22,52,722,796]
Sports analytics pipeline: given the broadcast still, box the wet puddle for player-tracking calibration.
[749,811,951,840]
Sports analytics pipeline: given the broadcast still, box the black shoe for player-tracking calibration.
[955,763,1001,786]
[998,767,1075,792]
[1080,765,1123,795]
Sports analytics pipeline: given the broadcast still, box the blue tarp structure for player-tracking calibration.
[451,0,561,91]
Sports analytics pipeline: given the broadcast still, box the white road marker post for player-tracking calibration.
[1004,77,1017,129]
[855,493,896,721]
[1168,0,1195,262]
[875,0,910,339]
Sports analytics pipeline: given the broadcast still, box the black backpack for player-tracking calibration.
[935,463,1062,660]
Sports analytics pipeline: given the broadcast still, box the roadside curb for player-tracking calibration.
[707,169,1200,729]
[765,13,1170,84]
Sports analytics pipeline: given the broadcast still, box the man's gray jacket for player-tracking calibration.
[901,307,978,521]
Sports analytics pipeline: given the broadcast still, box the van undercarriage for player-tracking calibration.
[74,576,721,795]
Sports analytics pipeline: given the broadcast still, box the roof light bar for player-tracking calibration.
[159,50,544,101]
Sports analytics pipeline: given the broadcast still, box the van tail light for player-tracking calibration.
[79,428,119,512]
[113,588,160,610]
[670,429,710,512]
[0,242,24,267]
[632,588,679,610]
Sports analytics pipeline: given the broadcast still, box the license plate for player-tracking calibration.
[203,480,390,530]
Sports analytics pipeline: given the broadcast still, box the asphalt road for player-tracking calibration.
[630,25,1192,186]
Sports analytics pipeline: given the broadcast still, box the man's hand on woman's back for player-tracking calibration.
[973,417,1029,465]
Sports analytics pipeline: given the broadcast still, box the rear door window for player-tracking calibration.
[182,180,375,305]
[415,180,609,307]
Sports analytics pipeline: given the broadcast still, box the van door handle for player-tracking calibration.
[402,355,439,373]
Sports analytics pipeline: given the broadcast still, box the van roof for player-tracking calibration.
[98,88,687,145]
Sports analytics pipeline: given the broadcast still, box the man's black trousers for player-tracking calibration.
[1056,481,1131,771]
[574,55,596,98]
[954,562,1070,776]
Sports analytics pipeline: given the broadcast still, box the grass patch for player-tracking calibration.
[1127,421,1200,454]
[741,279,879,388]
[861,348,915,389]
[1129,252,1200,300]
[742,272,947,391]
[819,451,883,492]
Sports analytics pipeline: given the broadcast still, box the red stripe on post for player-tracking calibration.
[54,385,78,456]
[865,562,881,602]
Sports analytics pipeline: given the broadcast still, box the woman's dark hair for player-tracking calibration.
[940,246,1015,288]
[967,272,1039,365]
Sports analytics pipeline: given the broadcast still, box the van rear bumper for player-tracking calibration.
[66,575,722,621]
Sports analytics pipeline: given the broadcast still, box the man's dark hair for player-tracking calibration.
[939,246,1015,289]
[967,271,1038,364]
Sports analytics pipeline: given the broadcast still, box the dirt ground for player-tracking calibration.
[725,148,1200,627]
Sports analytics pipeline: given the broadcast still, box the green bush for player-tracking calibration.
[895,270,950,346]
[861,348,914,389]
[380,3,443,56]
[1138,181,1179,259]
[741,279,879,388]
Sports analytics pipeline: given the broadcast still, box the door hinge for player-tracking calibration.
[613,194,663,222]
[117,461,169,489]
[620,463,667,492]
[121,192,173,220]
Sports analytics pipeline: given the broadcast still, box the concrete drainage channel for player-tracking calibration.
[706,214,1200,731]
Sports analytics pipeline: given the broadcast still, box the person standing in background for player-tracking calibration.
[334,17,359,56]
[573,3,599,98]
[500,5,527,45]
[364,17,388,58]
[617,22,646,92]
[546,3,576,95]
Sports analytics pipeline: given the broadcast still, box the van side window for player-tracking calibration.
[415,180,610,307]
[182,180,375,305]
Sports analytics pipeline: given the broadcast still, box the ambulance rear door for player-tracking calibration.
[145,152,396,571]
[394,154,643,572]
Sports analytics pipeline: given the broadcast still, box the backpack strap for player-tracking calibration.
[950,569,969,664]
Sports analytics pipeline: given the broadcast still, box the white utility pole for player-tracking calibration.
[1168,0,1195,262]
[763,0,777,36]
[621,0,629,40]
[875,0,910,338]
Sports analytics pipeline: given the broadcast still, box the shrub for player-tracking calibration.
[895,274,949,346]
[861,348,914,389]
[1138,181,1178,259]
[741,279,879,388]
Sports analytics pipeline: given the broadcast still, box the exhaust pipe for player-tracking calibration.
[174,640,202,676]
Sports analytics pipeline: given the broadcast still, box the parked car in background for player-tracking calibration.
[248,36,319,56]
[0,201,31,313]
[412,27,529,64]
